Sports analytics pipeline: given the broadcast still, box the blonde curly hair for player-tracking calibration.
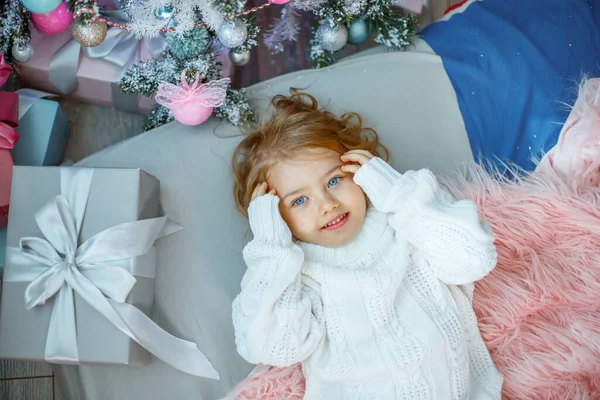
[232,90,388,216]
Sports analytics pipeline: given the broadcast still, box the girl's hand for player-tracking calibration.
[340,150,374,174]
[251,182,277,202]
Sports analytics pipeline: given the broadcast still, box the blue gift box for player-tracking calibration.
[422,0,600,170]
[13,99,68,166]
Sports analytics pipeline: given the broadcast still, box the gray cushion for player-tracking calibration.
[58,38,471,400]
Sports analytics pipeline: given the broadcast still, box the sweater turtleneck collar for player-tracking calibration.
[297,206,393,268]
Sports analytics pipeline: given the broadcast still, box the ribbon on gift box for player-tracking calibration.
[48,10,166,112]
[0,54,13,85]
[0,53,18,221]
[0,54,20,149]
[0,54,18,225]
[15,88,58,120]
[0,93,19,151]
[3,168,220,380]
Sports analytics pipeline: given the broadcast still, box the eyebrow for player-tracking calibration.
[282,164,342,201]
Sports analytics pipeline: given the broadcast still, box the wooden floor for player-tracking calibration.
[232,0,379,89]
[0,278,65,399]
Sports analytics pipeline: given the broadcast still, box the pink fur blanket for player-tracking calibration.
[223,79,600,400]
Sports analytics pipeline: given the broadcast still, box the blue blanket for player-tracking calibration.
[422,0,600,170]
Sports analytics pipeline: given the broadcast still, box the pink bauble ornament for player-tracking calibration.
[171,102,214,126]
[269,0,291,4]
[155,70,230,126]
[31,1,73,35]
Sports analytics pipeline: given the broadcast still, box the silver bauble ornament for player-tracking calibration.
[316,22,348,52]
[154,4,174,20]
[229,48,251,66]
[347,19,370,45]
[11,42,34,63]
[217,19,248,49]
[72,20,108,47]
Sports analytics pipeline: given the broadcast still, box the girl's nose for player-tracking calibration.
[320,192,339,215]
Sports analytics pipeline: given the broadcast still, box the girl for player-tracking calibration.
[231,91,503,399]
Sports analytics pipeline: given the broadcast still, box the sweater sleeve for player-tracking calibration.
[353,157,497,285]
[231,194,325,367]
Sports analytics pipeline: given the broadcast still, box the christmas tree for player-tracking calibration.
[267,0,418,67]
[1,0,418,131]
[90,0,257,130]
[0,0,32,65]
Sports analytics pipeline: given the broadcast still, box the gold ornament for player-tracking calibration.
[229,48,251,66]
[72,20,108,47]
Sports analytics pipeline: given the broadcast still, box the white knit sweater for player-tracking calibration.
[232,157,503,399]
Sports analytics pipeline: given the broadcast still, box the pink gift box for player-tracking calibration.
[17,29,232,114]
[0,150,13,226]
[0,91,19,227]
[396,0,424,14]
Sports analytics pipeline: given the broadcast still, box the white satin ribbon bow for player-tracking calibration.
[3,168,219,380]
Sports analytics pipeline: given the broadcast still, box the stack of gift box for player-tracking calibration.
[0,1,232,274]
[0,0,230,377]
[0,70,219,379]
[0,4,228,376]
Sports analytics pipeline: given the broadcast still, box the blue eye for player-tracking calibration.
[293,197,307,206]
[328,177,340,188]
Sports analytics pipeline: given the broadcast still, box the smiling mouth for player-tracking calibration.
[322,212,349,230]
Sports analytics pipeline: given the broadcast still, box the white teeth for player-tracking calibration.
[326,213,346,227]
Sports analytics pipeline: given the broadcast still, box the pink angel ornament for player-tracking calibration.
[155,70,230,126]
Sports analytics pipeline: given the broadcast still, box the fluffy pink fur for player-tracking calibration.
[221,364,305,400]
[442,165,600,398]
[222,79,600,400]
[442,79,600,399]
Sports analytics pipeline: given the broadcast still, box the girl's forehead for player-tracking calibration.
[267,149,341,184]
[285,148,340,165]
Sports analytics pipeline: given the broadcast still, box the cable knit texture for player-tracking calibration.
[232,158,503,399]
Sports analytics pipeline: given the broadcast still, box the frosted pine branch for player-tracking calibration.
[292,0,328,11]
[264,4,301,54]
[343,0,367,15]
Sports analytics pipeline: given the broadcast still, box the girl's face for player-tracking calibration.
[267,148,367,248]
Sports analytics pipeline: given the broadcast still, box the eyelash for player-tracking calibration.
[328,176,341,188]
[291,176,343,207]
[292,197,307,207]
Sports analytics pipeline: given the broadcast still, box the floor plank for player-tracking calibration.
[2,377,54,400]
[61,101,146,164]
[0,360,54,380]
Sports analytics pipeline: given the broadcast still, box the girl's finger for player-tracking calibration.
[347,149,372,156]
[252,182,267,199]
[341,164,360,174]
[341,154,369,165]
[343,149,373,158]
[342,150,373,163]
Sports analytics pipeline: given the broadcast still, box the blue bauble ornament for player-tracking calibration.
[154,4,174,20]
[21,0,62,14]
[347,19,370,45]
